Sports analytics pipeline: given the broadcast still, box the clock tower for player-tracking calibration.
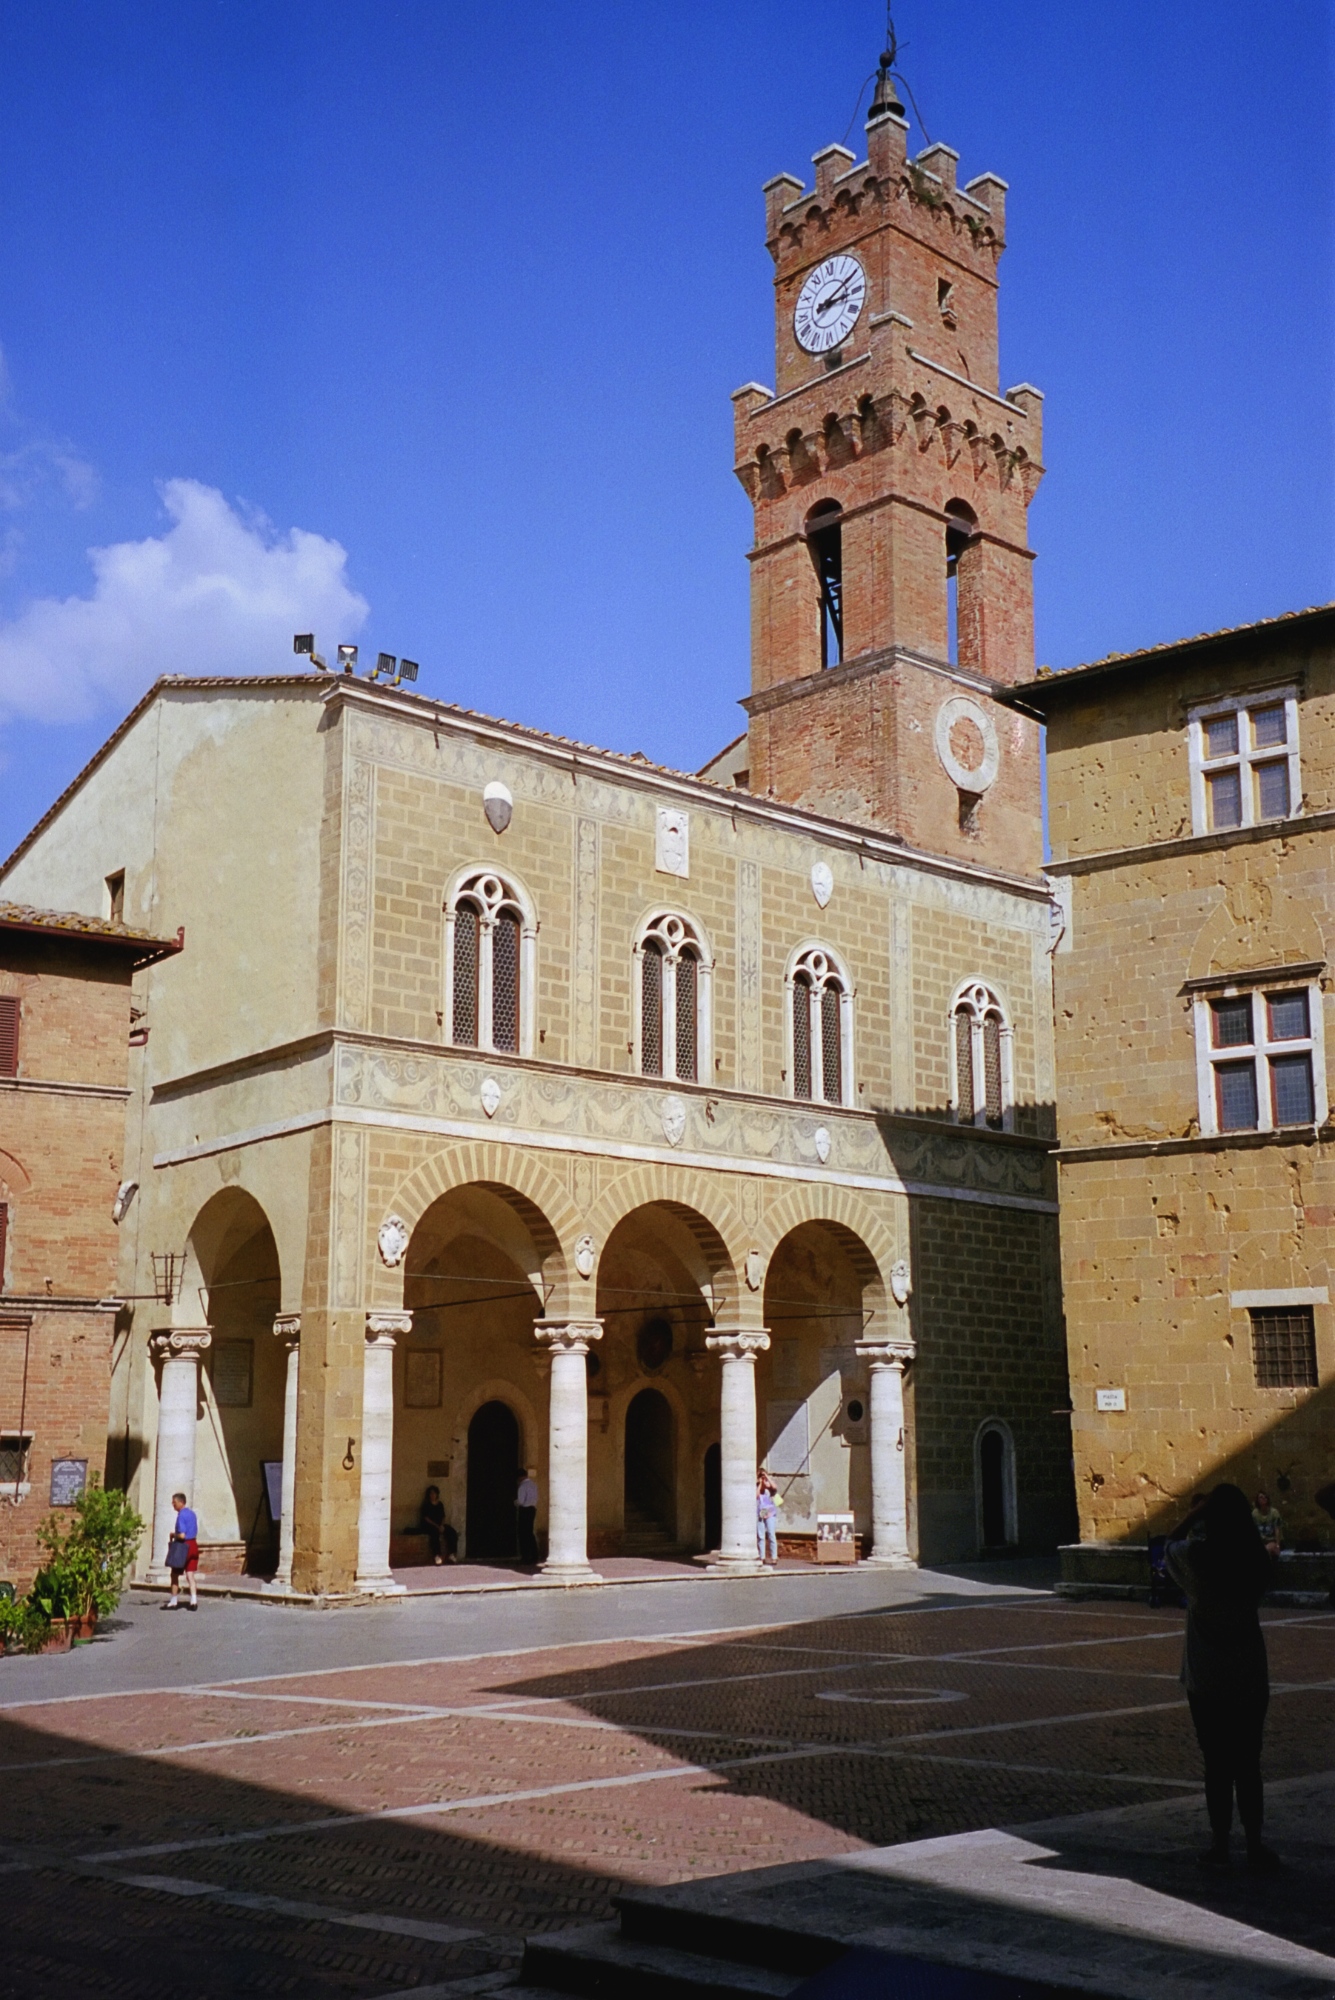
[730,59,1045,872]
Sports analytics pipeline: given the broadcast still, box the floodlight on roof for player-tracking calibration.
[397,659,419,685]
[337,644,358,674]
[293,631,329,671]
[371,651,396,681]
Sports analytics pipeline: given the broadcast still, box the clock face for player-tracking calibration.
[793,254,867,355]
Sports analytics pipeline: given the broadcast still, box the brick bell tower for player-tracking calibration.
[730,53,1045,872]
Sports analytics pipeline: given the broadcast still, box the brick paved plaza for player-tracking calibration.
[2,1569,1332,1997]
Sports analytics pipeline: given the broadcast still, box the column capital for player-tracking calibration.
[535,1319,603,1356]
[150,1327,212,1363]
[707,1328,771,1362]
[856,1337,916,1369]
[273,1313,301,1346]
[366,1310,412,1346]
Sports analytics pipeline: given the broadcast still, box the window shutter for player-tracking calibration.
[0,997,18,1078]
[0,1201,7,1283]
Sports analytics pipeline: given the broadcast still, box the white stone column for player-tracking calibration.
[857,1339,916,1567]
[263,1315,300,1592]
[706,1329,770,1574]
[534,1321,603,1583]
[355,1311,409,1595]
[148,1329,211,1581]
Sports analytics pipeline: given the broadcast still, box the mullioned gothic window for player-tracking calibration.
[951,980,1012,1130]
[443,869,537,1056]
[635,912,712,1083]
[786,945,854,1107]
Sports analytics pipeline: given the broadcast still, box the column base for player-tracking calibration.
[861,1552,917,1569]
[706,1557,773,1576]
[354,1574,407,1596]
[260,1573,295,1594]
[537,1562,604,1586]
[143,1566,172,1586]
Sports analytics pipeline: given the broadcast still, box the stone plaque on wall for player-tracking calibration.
[405,1349,443,1409]
[211,1340,254,1408]
[49,1458,87,1507]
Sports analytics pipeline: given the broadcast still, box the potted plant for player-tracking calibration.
[28,1477,144,1648]
[0,1593,52,1655]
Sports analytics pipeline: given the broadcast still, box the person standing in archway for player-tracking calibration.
[516,1467,539,1567]
[757,1471,779,1567]
[1166,1483,1277,1870]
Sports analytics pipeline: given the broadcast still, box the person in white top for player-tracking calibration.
[516,1468,539,1566]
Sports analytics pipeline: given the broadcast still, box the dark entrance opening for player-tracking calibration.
[703,1441,721,1554]
[980,1427,1009,1549]
[624,1387,675,1544]
[466,1399,520,1559]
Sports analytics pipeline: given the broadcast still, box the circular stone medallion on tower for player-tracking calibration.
[934,695,1000,794]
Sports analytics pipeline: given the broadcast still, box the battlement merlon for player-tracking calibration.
[728,366,1044,472]
[764,127,1008,250]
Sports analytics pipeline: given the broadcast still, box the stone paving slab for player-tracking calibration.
[0,1581,1330,1998]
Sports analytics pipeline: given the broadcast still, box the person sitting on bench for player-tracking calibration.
[420,1486,458,1565]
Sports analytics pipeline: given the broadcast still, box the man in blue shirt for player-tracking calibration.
[165,1492,200,1610]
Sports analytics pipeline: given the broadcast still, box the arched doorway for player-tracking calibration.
[703,1442,721,1554]
[466,1401,521,1559]
[624,1388,675,1549]
[977,1420,1016,1551]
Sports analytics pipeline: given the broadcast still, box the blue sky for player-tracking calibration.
[0,0,1330,859]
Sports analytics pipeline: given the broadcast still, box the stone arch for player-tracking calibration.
[456,1374,542,1476]
[752,1184,899,1331]
[373,1142,579,1314]
[1186,883,1327,984]
[581,1168,743,1317]
[175,1186,282,1331]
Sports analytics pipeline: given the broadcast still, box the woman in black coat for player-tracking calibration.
[1166,1482,1276,1869]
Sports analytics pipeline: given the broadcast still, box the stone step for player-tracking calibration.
[519,1920,805,1997]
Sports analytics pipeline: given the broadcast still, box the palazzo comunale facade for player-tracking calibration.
[0,81,1072,1594]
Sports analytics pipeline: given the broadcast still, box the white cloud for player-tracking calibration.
[0,479,369,722]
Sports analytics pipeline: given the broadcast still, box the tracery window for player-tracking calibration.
[635,912,711,1083]
[443,869,537,1056]
[951,980,1012,1130]
[787,945,853,1107]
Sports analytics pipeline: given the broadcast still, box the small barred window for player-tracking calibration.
[453,902,480,1048]
[1250,1307,1318,1389]
[952,981,1010,1128]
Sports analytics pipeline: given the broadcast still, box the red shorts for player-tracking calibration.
[180,1539,199,1573]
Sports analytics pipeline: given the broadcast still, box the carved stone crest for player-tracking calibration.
[480,1076,502,1118]
[655,806,690,878]
[810,861,833,909]
[661,1094,687,1147]
[575,1233,596,1280]
[814,1125,831,1164]
[377,1214,410,1268]
[890,1258,913,1307]
[482,780,513,833]
[744,1248,763,1292]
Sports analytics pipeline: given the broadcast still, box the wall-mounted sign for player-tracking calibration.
[1095,1388,1127,1412]
[49,1459,88,1507]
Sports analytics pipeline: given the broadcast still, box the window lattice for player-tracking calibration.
[821,983,842,1103]
[793,976,813,1100]
[0,1435,30,1485]
[492,909,520,1053]
[675,951,698,1083]
[983,1013,1003,1127]
[642,941,664,1078]
[954,1009,974,1118]
[452,902,480,1047]
[1250,1307,1318,1389]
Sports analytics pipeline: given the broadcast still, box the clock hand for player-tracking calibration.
[815,277,857,317]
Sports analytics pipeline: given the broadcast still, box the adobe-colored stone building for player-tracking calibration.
[0,903,180,1589]
[0,77,1073,1596]
[1008,604,1335,1588]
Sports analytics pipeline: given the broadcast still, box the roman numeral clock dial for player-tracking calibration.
[793,253,867,355]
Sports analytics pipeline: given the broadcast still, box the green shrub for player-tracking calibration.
[0,1594,51,1654]
[33,1476,145,1622]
